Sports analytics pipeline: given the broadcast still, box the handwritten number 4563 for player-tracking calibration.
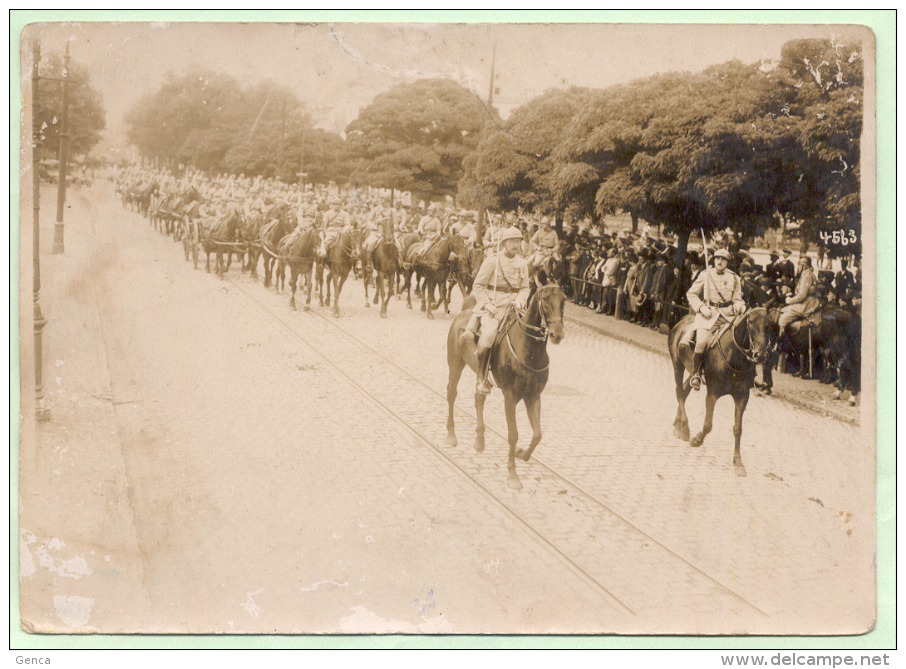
[819,229,858,246]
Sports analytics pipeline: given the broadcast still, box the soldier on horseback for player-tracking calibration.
[680,248,746,390]
[777,256,820,342]
[461,226,530,394]
[317,197,351,259]
[527,216,560,274]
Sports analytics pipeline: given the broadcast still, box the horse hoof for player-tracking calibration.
[673,426,689,441]
[364,302,370,308]
[333,311,340,318]
[427,313,434,320]
[380,312,387,319]
[515,448,531,462]
[734,463,748,477]
[445,434,458,447]
[473,438,485,453]
[690,436,703,448]
[302,305,310,312]
[407,304,412,310]
[508,476,523,491]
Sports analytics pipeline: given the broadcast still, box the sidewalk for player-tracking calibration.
[19,185,153,632]
[564,302,860,425]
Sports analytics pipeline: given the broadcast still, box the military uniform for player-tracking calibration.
[528,224,560,268]
[319,202,351,255]
[468,241,530,348]
[685,264,745,350]
[778,265,819,332]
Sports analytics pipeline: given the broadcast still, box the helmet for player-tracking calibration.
[713,248,731,260]
[500,226,523,243]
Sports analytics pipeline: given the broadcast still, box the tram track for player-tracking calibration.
[223,271,768,620]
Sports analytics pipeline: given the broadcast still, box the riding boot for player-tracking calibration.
[690,352,704,390]
[475,346,493,395]
[461,313,480,344]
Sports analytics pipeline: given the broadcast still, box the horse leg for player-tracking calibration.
[504,393,523,490]
[673,360,692,441]
[446,352,465,447]
[333,273,347,317]
[205,250,211,273]
[516,395,542,462]
[289,266,298,310]
[363,267,371,308]
[690,390,717,448]
[732,391,750,477]
[304,265,313,311]
[473,388,487,454]
[425,278,435,320]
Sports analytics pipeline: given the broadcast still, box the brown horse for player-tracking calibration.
[276,227,319,310]
[403,234,456,319]
[368,219,400,318]
[448,236,485,300]
[667,308,771,477]
[258,214,296,288]
[201,208,243,279]
[317,228,363,317]
[445,272,567,490]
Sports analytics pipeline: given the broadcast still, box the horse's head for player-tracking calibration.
[744,307,772,364]
[346,228,364,258]
[530,271,567,345]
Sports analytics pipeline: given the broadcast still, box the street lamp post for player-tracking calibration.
[32,39,50,421]
[51,40,70,254]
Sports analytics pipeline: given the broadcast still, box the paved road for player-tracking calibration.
[20,186,875,635]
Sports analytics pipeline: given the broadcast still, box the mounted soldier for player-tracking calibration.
[527,215,560,274]
[317,197,351,259]
[778,255,820,342]
[461,226,530,394]
[679,248,746,390]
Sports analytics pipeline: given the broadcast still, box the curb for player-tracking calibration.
[564,313,859,426]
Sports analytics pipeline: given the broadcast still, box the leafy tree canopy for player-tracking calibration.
[36,52,106,161]
[346,78,492,198]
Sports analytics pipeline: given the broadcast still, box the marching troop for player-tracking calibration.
[116,163,862,400]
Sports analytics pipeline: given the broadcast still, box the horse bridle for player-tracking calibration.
[718,308,766,371]
[515,284,563,342]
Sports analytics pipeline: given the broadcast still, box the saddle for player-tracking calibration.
[785,308,824,337]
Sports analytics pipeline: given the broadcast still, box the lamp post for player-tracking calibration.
[51,39,70,254]
[31,39,50,421]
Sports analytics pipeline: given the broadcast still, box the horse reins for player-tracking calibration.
[505,285,563,372]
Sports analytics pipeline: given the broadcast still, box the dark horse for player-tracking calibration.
[366,219,400,318]
[317,229,363,317]
[257,212,296,288]
[445,272,567,490]
[201,208,243,278]
[667,308,772,477]
[761,306,857,391]
[448,236,485,300]
[403,234,456,319]
[276,227,319,310]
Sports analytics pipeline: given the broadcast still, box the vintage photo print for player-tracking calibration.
[17,18,881,638]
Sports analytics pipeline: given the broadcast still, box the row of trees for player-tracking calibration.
[462,38,863,262]
[50,37,861,262]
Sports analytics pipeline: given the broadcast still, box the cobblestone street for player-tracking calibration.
[19,186,876,635]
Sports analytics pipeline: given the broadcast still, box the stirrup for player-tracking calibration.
[476,379,492,395]
[690,374,702,391]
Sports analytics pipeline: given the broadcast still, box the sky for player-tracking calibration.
[20,18,869,158]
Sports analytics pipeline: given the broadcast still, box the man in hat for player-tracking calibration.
[777,255,819,341]
[461,226,530,394]
[778,249,796,287]
[528,215,561,273]
[318,197,351,258]
[680,248,746,390]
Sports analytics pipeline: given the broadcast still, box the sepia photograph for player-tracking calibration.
[15,13,888,643]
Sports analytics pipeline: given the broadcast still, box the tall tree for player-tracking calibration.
[563,61,804,265]
[35,52,106,161]
[346,78,491,200]
[459,87,593,223]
